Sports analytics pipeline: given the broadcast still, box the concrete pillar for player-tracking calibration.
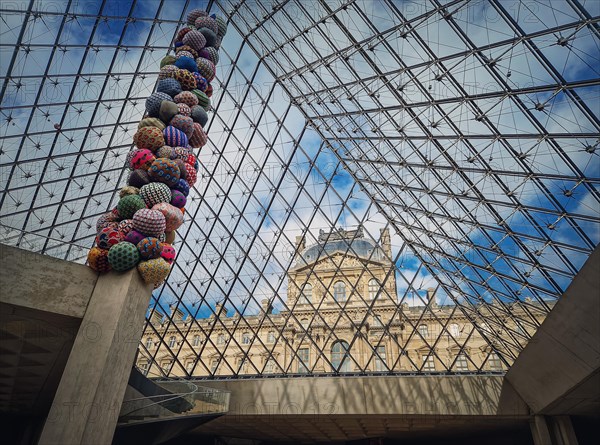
[38,270,153,445]
[530,415,579,445]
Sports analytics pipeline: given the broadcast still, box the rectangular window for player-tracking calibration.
[242,333,251,344]
[455,353,469,371]
[422,355,435,371]
[298,347,309,373]
[210,359,218,374]
[265,359,275,374]
[192,335,201,346]
[488,353,503,370]
[418,324,428,338]
[374,346,386,371]
[267,331,275,343]
[139,362,149,376]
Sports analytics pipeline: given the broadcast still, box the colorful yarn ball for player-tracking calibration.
[152,203,184,232]
[177,103,192,116]
[214,15,228,38]
[108,242,140,272]
[176,26,194,42]
[117,194,146,219]
[156,145,174,159]
[195,58,215,82]
[133,208,167,237]
[160,55,176,68]
[140,182,172,207]
[96,211,119,232]
[125,229,146,245]
[182,30,207,52]
[187,9,207,25]
[199,47,219,65]
[163,125,189,148]
[128,169,151,188]
[145,92,172,117]
[165,231,176,244]
[192,73,208,92]
[194,16,218,34]
[130,149,156,170]
[197,27,217,48]
[189,122,207,148]
[157,78,182,98]
[186,154,197,166]
[96,226,123,250]
[119,186,139,198]
[170,146,191,161]
[191,89,211,111]
[175,45,199,59]
[184,164,197,187]
[135,127,165,152]
[137,237,164,260]
[173,69,197,91]
[159,100,179,125]
[158,65,179,80]
[170,115,194,138]
[174,91,198,107]
[175,56,198,73]
[138,117,166,131]
[157,232,167,242]
[170,189,187,208]
[161,244,176,263]
[173,178,191,196]
[137,258,171,284]
[190,105,209,127]
[118,219,134,236]
[87,247,111,273]
[205,83,213,98]
[175,50,194,60]
[173,159,187,180]
[148,158,181,187]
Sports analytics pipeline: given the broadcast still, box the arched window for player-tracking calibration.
[242,332,251,344]
[300,283,312,304]
[217,333,225,345]
[331,341,351,372]
[334,281,346,301]
[368,279,379,299]
[145,337,153,349]
[168,336,176,347]
[449,323,460,338]
[192,335,201,346]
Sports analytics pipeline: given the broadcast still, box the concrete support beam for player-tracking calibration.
[530,415,579,445]
[38,270,153,445]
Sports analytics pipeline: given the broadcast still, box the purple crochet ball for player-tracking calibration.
[163,126,189,148]
[173,178,190,196]
[125,229,146,245]
[193,73,208,92]
[170,189,187,208]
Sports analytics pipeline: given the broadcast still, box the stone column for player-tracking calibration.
[38,270,152,445]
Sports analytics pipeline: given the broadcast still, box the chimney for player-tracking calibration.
[169,305,185,322]
[380,228,392,258]
[261,298,273,315]
[215,301,227,317]
[427,288,438,307]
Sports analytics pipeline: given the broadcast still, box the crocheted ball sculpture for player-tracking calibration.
[132,208,166,237]
[187,8,207,25]
[195,58,215,82]
[117,194,146,219]
[176,50,194,60]
[174,91,198,108]
[173,178,190,196]
[197,27,217,48]
[170,189,187,208]
[175,45,199,59]
[182,30,207,52]
[156,145,174,159]
[193,73,208,92]
[184,164,197,187]
[177,103,192,117]
[130,149,156,170]
[138,117,166,131]
[107,242,140,271]
[163,126,189,148]
[174,56,198,73]
[205,83,213,98]
[137,237,164,260]
[199,47,219,65]
[170,115,194,138]
[137,257,171,284]
[176,26,194,42]
[140,182,172,207]
[119,186,139,198]
[96,226,123,250]
[173,159,187,179]
[145,92,172,117]
[87,247,111,273]
[160,55,176,68]
[189,122,207,148]
[190,105,208,127]
[158,65,179,80]
[161,244,176,263]
[148,158,181,187]
[186,154,197,166]
[165,231,176,244]
[159,100,179,125]
[128,169,151,188]
[214,15,228,38]
[157,78,182,98]
[118,219,134,236]
[124,229,146,245]
[96,211,119,232]
[173,69,197,91]
[152,202,184,232]
[194,16,218,34]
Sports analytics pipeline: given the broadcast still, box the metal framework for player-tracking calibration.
[1,0,598,378]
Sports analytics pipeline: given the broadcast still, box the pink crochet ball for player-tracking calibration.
[96,227,124,250]
[124,229,146,245]
[186,154,197,166]
[161,244,177,263]
[174,91,199,107]
[148,158,181,187]
[132,208,167,237]
[152,202,184,232]
[177,103,192,116]
[176,26,194,42]
[130,149,156,170]
[184,163,197,186]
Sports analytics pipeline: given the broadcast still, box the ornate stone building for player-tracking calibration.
[137,227,540,377]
